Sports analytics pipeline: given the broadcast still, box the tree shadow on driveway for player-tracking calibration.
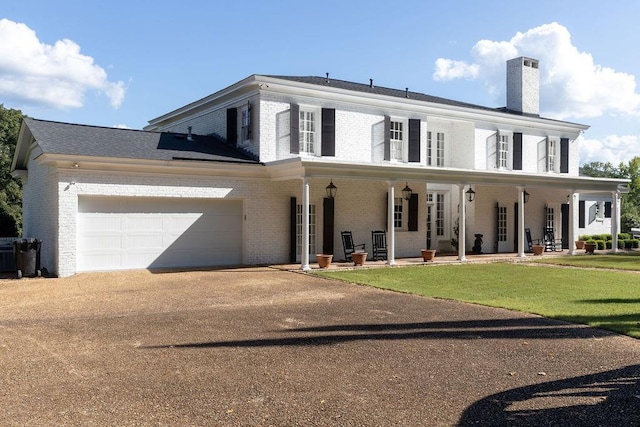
[142,317,612,349]
[458,364,640,426]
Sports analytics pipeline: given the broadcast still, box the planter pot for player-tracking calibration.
[532,245,544,256]
[316,254,333,269]
[352,252,368,266]
[585,243,596,254]
[421,249,436,262]
[575,241,586,250]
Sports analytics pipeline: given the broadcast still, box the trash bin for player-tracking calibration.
[13,238,42,279]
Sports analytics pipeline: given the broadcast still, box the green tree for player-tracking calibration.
[581,158,640,232]
[0,104,24,236]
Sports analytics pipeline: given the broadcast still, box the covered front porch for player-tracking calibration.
[266,158,629,271]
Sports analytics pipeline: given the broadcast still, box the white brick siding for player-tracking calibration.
[22,155,59,275]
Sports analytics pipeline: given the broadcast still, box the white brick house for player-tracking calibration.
[12,57,628,277]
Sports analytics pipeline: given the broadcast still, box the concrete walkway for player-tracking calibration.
[0,266,638,426]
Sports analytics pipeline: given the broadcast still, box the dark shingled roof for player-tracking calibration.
[24,118,259,164]
[265,75,503,114]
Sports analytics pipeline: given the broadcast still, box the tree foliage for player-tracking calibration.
[0,104,24,236]
[580,158,640,231]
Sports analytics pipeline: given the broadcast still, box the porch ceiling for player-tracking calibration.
[266,158,629,194]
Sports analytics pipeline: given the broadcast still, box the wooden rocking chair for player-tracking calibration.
[371,230,388,261]
[341,231,366,262]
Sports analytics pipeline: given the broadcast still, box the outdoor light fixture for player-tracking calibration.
[326,180,337,199]
[524,190,530,204]
[466,187,476,203]
[402,182,413,201]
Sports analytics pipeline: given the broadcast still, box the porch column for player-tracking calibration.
[387,181,396,265]
[517,186,526,257]
[568,191,577,255]
[458,184,467,262]
[301,178,311,271]
[611,190,620,253]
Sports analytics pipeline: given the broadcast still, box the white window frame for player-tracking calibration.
[389,118,407,162]
[497,206,507,242]
[296,204,316,257]
[497,131,511,170]
[547,137,559,173]
[394,197,403,229]
[427,131,445,167]
[427,191,447,238]
[241,105,251,144]
[299,107,321,156]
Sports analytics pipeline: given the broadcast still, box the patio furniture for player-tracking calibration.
[341,231,366,262]
[541,228,562,252]
[371,230,388,261]
[525,228,533,253]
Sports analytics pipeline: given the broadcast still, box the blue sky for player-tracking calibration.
[2,0,639,166]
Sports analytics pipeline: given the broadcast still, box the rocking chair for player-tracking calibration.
[371,230,388,261]
[341,231,366,262]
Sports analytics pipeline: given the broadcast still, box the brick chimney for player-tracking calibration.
[506,57,539,115]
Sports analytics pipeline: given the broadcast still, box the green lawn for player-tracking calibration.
[317,257,640,338]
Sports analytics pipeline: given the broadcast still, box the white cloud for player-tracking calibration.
[0,19,126,109]
[113,124,131,129]
[580,135,640,166]
[434,22,640,120]
[433,59,480,81]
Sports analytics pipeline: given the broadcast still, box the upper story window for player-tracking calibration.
[241,105,252,143]
[498,133,509,169]
[299,108,319,154]
[390,120,404,161]
[427,131,445,166]
[547,137,559,173]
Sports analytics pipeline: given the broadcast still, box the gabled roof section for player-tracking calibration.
[15,118,259,169]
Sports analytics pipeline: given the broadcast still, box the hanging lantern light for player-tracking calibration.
[326,180,337,199]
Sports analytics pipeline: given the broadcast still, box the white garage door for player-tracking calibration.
[77,197,243,272]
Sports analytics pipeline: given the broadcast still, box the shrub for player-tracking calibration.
[619,233,631,240]
[595,240,606,250]
[630,239,640,249]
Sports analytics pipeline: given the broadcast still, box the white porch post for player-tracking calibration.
[387,181,396,265]
[458,184,467,262]
[301,178,311,271]
[611,190,620,253]
[568,191,577,255]
[517,186,526,257]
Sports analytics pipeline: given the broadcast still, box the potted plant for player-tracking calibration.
[421,249,436,262]
[532,244,544,256]
[575,240,585,250]
[584,242,596,254]
[316,254,333,268]
[351,252,368,266]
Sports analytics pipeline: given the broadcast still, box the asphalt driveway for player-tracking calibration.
[0,268,639,426]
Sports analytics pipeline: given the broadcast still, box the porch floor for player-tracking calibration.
[275,250,575,271]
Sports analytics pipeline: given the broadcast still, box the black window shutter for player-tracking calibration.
[579,200,585,228]
[384,116,391,161]
[604,201,612,218]
[321,108,335,156]
[408,119,420,163]
[247,103,252,140]
[290,197,297,262]
[408,193,419,231]
[227,108,238,145]
[322,197,335,254]
[560,138,569,173]
[513,132,523,170]
[290,104,300,154]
